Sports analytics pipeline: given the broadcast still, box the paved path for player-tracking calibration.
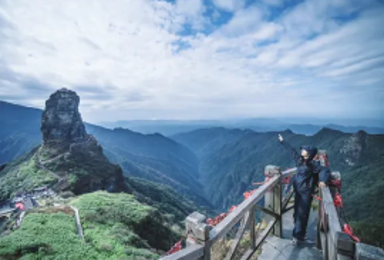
[70,206,84,239]
[258,207,323,260]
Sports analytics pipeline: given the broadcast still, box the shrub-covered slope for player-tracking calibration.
[0,191,182,259]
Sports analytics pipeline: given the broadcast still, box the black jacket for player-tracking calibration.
[281,140,330,192]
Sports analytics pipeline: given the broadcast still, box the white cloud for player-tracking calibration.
[215,6,264,37]
[212,0,245,12]
[0,0,383,122]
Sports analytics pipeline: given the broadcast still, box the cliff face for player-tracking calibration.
[0,89,129,199]
[40,88,129,194]
[41,88,87,153]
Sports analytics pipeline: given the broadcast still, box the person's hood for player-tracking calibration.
[300,145,318,161]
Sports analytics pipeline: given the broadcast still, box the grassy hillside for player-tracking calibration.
[0,138,129,200]
[0,191,182,259]
[0,148,57,200]
[126,176,215,222]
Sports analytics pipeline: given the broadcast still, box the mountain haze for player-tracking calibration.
[99,119,384,136]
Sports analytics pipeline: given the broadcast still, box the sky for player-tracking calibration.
[0,0,383,123]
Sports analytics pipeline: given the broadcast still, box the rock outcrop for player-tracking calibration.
[41,88,87,152]
[38,88,129,194]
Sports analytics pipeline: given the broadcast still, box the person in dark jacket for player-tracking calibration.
[278,134,330,244]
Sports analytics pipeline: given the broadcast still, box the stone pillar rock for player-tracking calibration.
[41,88,87,151]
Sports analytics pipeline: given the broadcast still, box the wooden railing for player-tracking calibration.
[160,165,383,260]
[316,187,354,260]
[159,166,296,260]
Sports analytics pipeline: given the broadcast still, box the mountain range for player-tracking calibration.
[0,89,210,259]
[1,93,383,248]
[99,118,384,136]
[0,100,211,210]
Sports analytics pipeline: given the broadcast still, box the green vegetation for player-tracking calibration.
[341,135,384,247]
[126,176,215,223]
[40,142,128,195]
[0,211,101,259]
[1,99,383,248]
[69,191,179,253]
[350,220,384,248]
[85,124,212,210]
[0,191,183,259]
[0,149,57,200]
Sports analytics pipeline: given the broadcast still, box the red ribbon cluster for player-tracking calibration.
[331,179,342,190]
[207,170,292,229]
[166,239,184,255]
[333,193,343,208]
[206,174,277,229]
[207,212,229,227]
[282,177,291,184]
[343,224,360,242]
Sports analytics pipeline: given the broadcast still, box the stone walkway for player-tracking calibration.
[258,207,323,260]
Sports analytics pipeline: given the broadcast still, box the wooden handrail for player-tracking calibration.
[281,167,297,178]
[160,163,384,260]
[208,174,280,245]
[317,187,354,260]
[159,167,297,260]
[160,244,204,260]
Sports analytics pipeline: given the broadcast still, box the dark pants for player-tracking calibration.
[292,189,313,240]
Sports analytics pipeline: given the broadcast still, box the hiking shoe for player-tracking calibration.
[301,238,315,244]
[293,237,315,245]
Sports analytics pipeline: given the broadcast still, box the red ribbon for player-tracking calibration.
[334,193,343,207]
[343,224,360,242]
[312,194,322,201]
[166,239,184,255]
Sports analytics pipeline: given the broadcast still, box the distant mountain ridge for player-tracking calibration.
[0,100,211,209]
[1,99,383,246]
[98,118,384,136]
[0,101,42,163]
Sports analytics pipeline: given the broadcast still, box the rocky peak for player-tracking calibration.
[37,88,129,194]
[41,88,87,151]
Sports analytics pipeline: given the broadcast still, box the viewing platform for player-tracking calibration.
[159,165,384,260]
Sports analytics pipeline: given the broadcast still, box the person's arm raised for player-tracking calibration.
[278,134,300,162]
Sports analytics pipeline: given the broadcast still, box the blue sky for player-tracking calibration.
[0,0,383,123]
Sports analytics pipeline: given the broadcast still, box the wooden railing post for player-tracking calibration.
[273,168,282,237]
[264,165,282,238]
[186,212,211,260]
[249,207,256,249]
[316,188,322,251]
